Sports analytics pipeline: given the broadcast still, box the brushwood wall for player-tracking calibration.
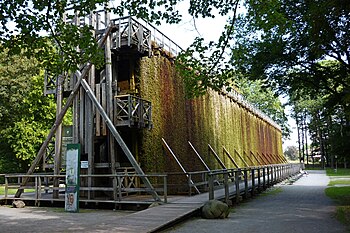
[137,55,284,173]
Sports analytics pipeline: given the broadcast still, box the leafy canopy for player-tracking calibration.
[0,50,56,171]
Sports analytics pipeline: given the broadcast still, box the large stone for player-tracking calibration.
[12,200,25,208]
[201,200,230,219]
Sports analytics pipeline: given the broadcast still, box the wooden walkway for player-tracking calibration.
[102,181,251,233]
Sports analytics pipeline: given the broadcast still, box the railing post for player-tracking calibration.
[271,166,274,185]
[188,173,192,196]
[224,172,229,204]
[257,167,261,192]
[280,165,283,181]
[274,166,278,183]
[35,176,38,204]
[235,169,240,203]
[267,166,270,187]
[262,167,266,190]
[5,176,8,200]
[244,169,248,199]
[208,173,214,200]
[117,176,122,202]
[37,176,42,206]
[251,168,255,196]
[163,175,168,203]
[44,176,49,194]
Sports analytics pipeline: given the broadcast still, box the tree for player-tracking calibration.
[230,1,350,109]
[235,78,290,138]
[0,50,56,172]
[284,145,298,161]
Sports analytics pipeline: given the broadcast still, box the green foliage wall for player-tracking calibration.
[138,55,283,173]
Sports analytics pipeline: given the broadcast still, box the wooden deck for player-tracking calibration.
[96,181,254,233]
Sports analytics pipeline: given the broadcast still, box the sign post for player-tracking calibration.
[65,144,80,212]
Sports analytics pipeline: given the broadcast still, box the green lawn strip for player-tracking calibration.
[329,179,350,186]
[0,186,35,195]
[325,186,350,226]
[260,186,282,197]
[326,168,350,176]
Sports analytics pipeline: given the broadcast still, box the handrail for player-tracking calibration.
[2,163,302,206]
[4,173,169,204]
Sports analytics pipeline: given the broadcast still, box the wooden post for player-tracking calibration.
[262,166,266,190]
[73,12,80,144]
[5,176,8,199]
[267,166,270,187]
[163,176,168,203]
[251,168,255,196]
[117,175,122,202]
[104,3,118,205]
[87,12,96,201]
[271,166,274,185]
[235,169,240,203]
[244,169,248,199]
[208,173,214,200]
[224,172,229,204]
[53,75,64,199]
[257,167,261,192]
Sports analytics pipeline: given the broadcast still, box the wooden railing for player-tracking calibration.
[1,173,167,205]
[206,164,301,203]
[1,164,301,205]
[114,94,152,129]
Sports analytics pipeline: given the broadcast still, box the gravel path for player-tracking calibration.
[164,170,348,233]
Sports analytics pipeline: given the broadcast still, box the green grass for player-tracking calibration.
[326,168,350,176]
[329,179,350,186]
[305,166,324,170]
[0,186,16,195]
[259,187,283,197]
[326,186,350,205]
[326,167,350,228]
[0,186,35,195]
[325,186,350,226]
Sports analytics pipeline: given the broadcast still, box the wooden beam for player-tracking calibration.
[223,147,240,168]
[188,141,210,172]
[250,151,262,166]
[243,151,255,166]
[234,149,249,168]
[208,144,226,169]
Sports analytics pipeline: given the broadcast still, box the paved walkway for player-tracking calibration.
[164,170,348,233]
